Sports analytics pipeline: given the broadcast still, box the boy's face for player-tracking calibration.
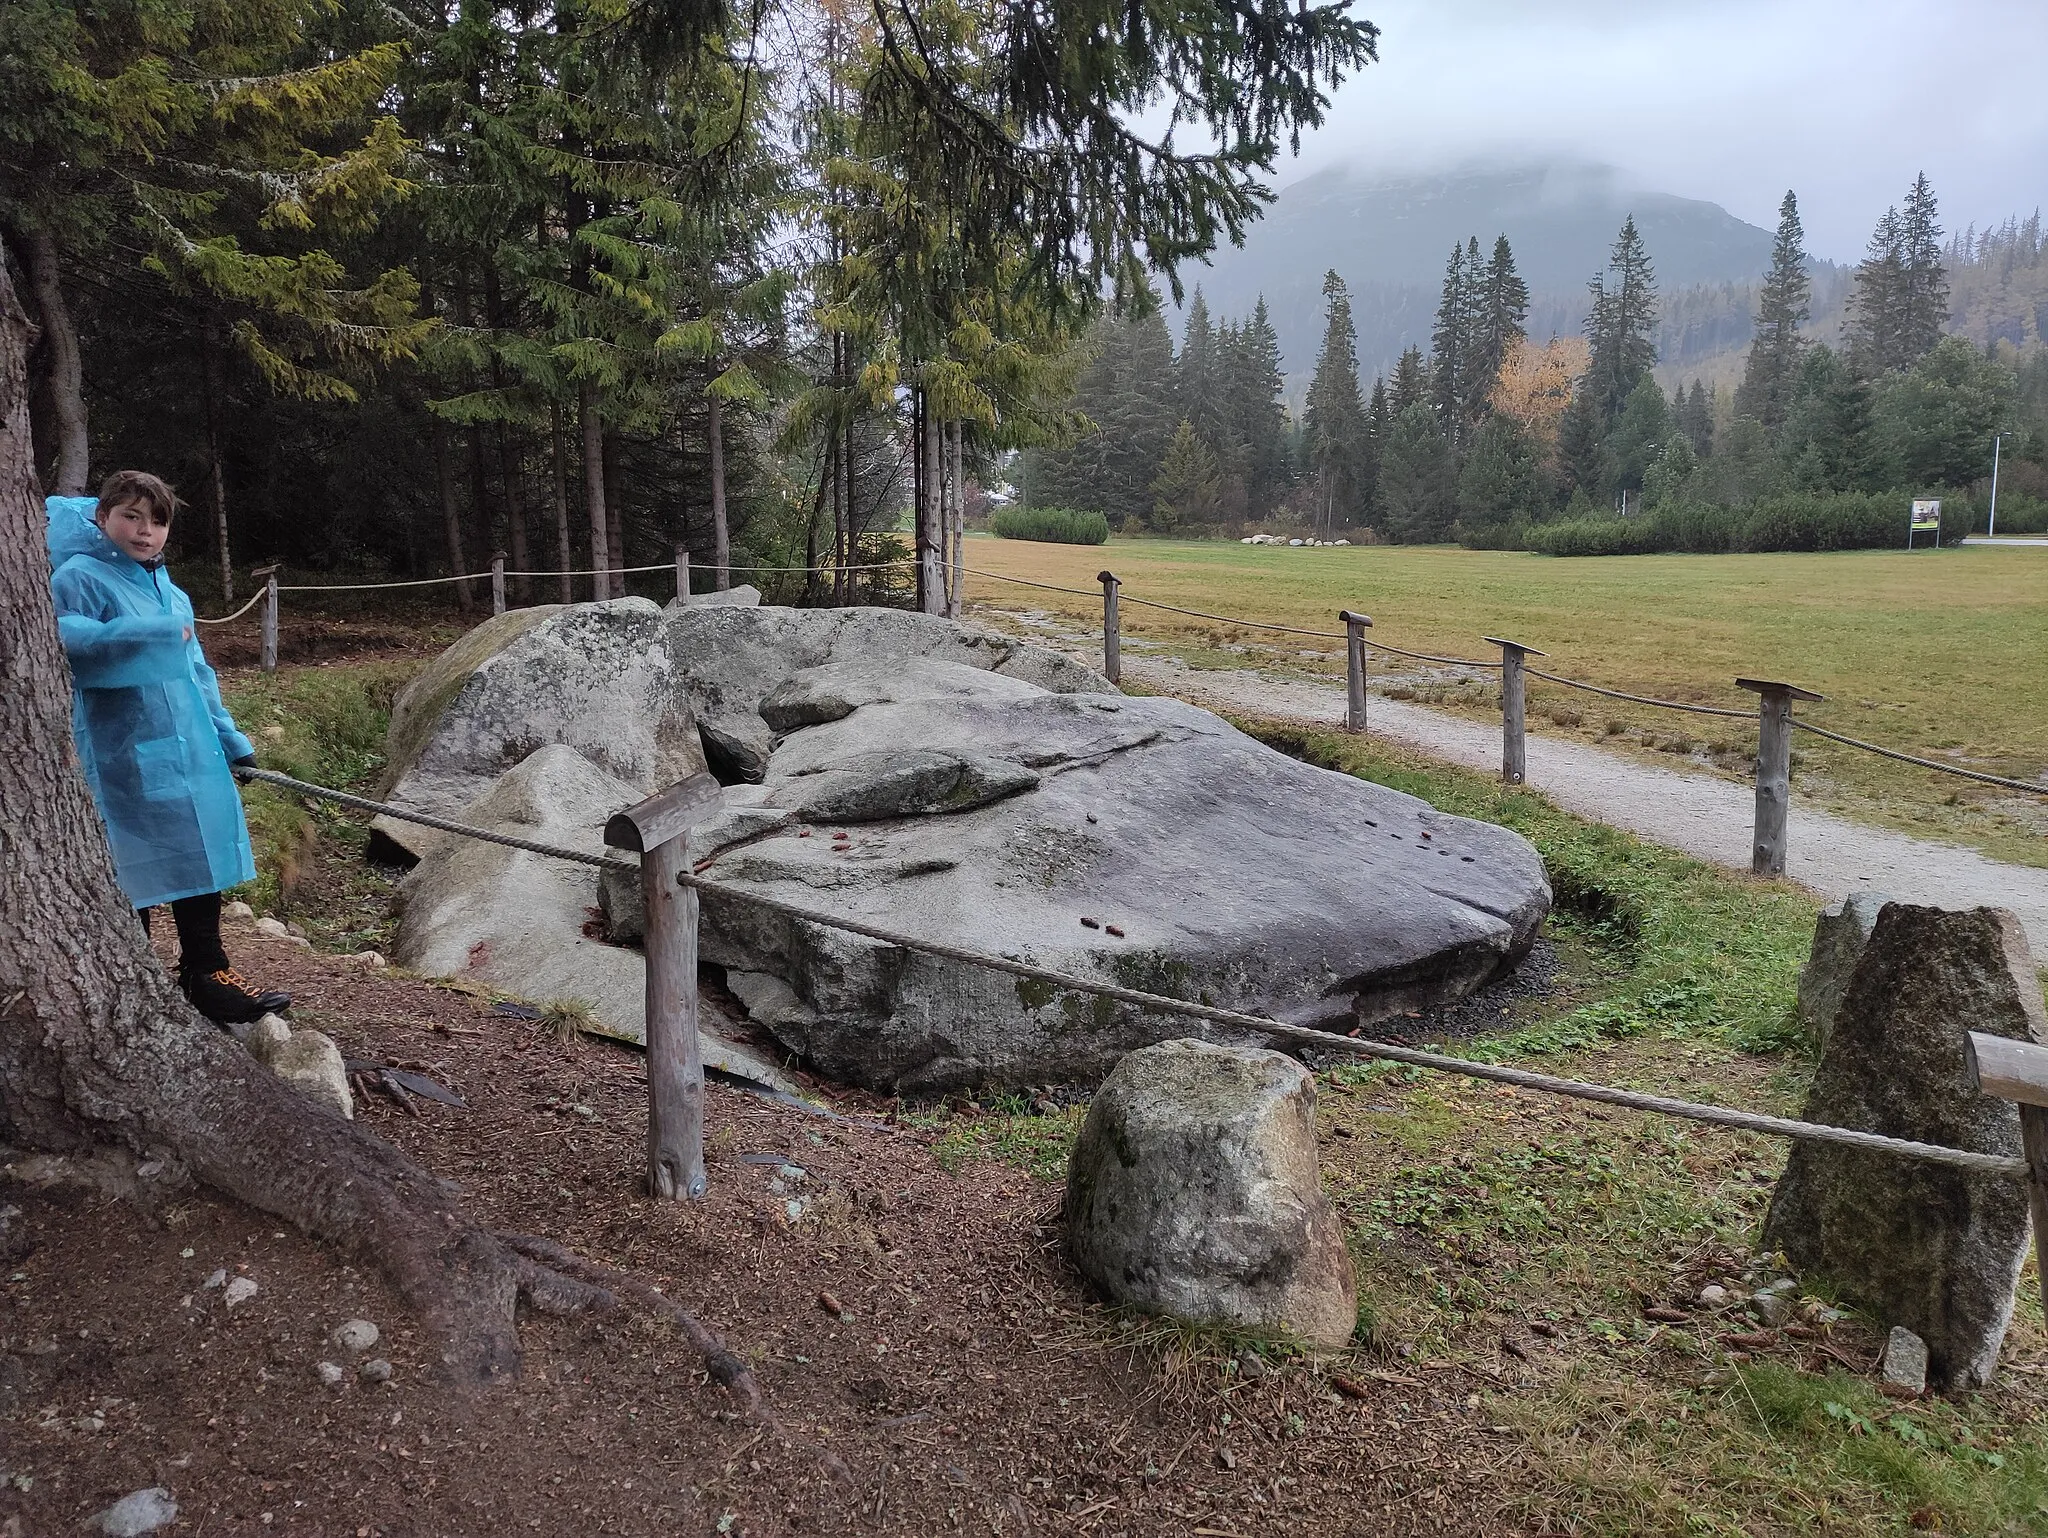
[99,498,172,563]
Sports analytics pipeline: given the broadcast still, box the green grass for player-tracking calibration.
[962,536,2048,866]
[219,662,416,925]
[927,722,2048,1534]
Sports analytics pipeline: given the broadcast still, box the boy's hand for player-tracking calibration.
[182,626,193,641]
[230,754,258,781]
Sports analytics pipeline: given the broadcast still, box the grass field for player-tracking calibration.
[962,537,2048,866]
[937,724,2048,1536]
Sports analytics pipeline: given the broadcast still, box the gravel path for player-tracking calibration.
[1121,650,2048,968]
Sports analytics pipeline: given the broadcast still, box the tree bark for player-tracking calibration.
[948,418,964,620]
[15,228,89,495]
[0,234,530,1382]
[501,426,529,602]
[579,382,608,603]
[603,430,624,599]
[432,416,473,612]
[550,401,574,604]
[707,389,730,590]
[0,262,807,1424]
[200,334,234,604]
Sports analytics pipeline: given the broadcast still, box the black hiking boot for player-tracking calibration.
[180,965,292,1025]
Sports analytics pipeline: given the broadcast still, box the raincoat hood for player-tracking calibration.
[45,494,115,568]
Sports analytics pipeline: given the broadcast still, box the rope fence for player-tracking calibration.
[205,547,2046,888]
[953,563,2045,825]
[233,766,2031,1182]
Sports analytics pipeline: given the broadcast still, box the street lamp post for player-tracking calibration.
[1989,434,2004,538]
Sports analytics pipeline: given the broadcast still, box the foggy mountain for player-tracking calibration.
[1178,162,1814,390]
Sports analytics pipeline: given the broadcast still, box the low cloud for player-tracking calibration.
[1286,0,2048,258]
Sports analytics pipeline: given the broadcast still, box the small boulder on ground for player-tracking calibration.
[1065,1038,1356,1349]
[242,1014,353,1119]
[1763,903,2048,1391]
[1796,890,1893,1045]
[89,1488,177,1537]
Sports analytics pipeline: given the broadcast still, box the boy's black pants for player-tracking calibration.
[138,892,230,975]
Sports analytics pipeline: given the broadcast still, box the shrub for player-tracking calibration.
[989,506,1110,545]
[1518,490,1974,556]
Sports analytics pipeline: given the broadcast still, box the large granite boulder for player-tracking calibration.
[1762,904,2047,1391]
[388,744,793,1091]
[1066,1039,1357,1348]
[374,598,704,859]
[692,660,1548,1090]
[380,602,1552,1093]
[1796,891,1893,1046]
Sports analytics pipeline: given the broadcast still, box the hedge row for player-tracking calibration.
[1517,491,1976,557]
[989,506,1111,545]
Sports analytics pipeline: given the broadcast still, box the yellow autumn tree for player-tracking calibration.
[1490,336,1589,462]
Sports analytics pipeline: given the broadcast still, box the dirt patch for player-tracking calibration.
[1,923,1522,1537]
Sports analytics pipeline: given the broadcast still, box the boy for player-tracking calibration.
[46,471,291,1024]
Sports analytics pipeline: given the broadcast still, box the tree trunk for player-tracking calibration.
[16,228,89,495]
[603,430,625,600]
[918,392,943,615]
[0,263,807,1422]
[948,418,964,620]
[501,426,529,602]
[550,401,574,604]
[707,389,730,590]
[432,416,473,612]
[200,334,234,605]
[580,382,608,603]
[0,230,533,1383]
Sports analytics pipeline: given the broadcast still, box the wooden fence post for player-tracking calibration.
[1098,570,1121,685]
[1340,610,1373,733]
[1486,637,1546,786]
[1964,1030,2048,1328]
[604,771,725,1200]
[674,544,690,604]
[254,566,280,674]
[491,552,507,616]
[1736,677,1824,877]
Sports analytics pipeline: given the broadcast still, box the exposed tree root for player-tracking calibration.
[501,1233,857,1488]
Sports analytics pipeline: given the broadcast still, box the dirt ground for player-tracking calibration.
[0,921,1523,1538]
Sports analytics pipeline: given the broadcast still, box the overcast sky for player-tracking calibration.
[1278,0,2048,260]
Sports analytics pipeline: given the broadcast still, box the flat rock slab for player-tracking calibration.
[1763,903,2047,1391]
[698,664,1548,1091]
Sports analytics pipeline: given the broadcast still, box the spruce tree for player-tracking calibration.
[1581,216,1660,430]
[1430,242,1473,444]
[1554,386,1604,501]
[1848,179,1949,375]
[1473,235,1530,420]
[1229,299,1292,516]
[1377,402,1455,542]
[1303,270,1369,531]
[1456,414,1538,534]
[1778,345,1881,492]
[1388,346,1431,413]
[1149,418,1223,532]
[1896,174,1951,366]
[1735,190,1811,430]
[1678,380,1714,457]
[1602,375,1673,496]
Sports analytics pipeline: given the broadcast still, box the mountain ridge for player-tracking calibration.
[1181,161,1783,387]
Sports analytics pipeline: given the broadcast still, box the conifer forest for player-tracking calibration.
[1026,187,2048,555]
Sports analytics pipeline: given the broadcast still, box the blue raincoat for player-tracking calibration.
[46,496,257,909]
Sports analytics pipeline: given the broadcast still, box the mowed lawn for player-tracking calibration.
[961,537,2048,863]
